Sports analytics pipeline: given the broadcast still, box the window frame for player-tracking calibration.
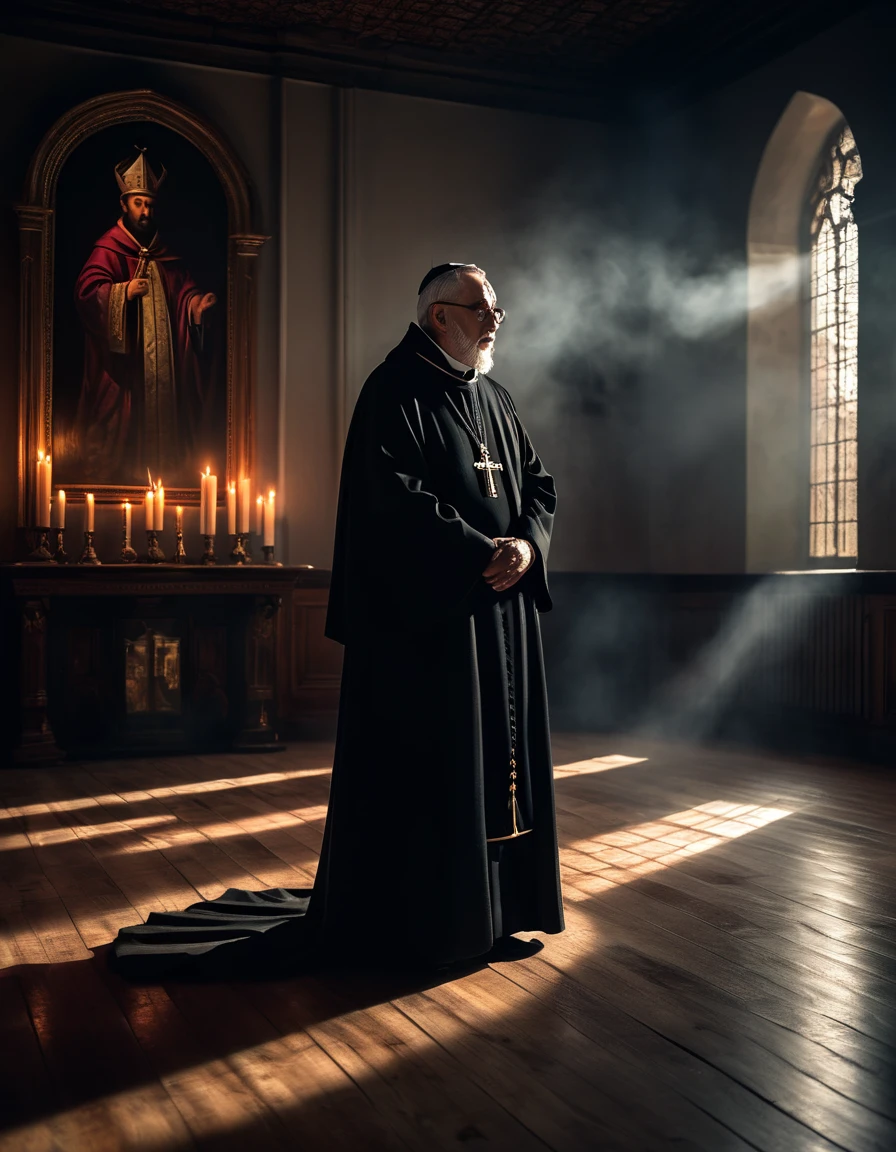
[802,120,861,570]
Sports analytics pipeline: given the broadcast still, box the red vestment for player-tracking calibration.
[74,220,214,485]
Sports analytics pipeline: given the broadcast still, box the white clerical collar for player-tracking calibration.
[418,324,477,379]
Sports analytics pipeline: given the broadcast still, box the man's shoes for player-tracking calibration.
[488,935,544,961]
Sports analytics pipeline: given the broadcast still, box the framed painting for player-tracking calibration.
[16,89,266,525]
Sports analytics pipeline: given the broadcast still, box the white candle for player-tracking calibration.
[264,489,275,547]
[35,452,50,526]
[45,456,52,525]
[155,483,165,532]
[123,501,132,538]
[145,490,154,531]
[255,494,264,536]
[86,493,95,532]
[54,489,66,529]
[176,505,183,534]
[200,470,208,535]
[227,484,236,535]
[206,471,218,536]
[239,478,252,533]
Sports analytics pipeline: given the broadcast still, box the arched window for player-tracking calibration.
[808,124,862,561]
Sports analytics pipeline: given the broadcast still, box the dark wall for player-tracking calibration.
[625,1,896,572]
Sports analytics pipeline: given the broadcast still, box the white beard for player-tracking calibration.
[446,316,495,375]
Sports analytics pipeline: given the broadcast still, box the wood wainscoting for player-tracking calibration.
[277,568,343,739]
[541,572,896,763]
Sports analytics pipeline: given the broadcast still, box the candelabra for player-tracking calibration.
[27,527,54,562]
[173,526,187,564]
[120,529,137,563]
[230,533,251,564]
[145,530,166,563]
[53,528,69,564]
[78,530,100,565]
[201,534,216,565]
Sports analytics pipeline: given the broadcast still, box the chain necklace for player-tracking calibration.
[443,373,505,500]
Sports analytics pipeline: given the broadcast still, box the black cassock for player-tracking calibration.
[112,323,563,973]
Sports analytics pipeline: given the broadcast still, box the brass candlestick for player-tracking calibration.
[78,530,100,565]
[120,530,137,563]
[173,526,186,564]
[28,527,54,562]
[201,534,216,565]
[146,530,166,563]
[53,528,69,564]
[230,532,251,564]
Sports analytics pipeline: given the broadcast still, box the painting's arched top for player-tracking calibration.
[21,88,255,235]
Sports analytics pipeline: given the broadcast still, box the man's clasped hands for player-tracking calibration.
[483,537,534,593]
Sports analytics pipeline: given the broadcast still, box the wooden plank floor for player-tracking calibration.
[1,734,895,1151]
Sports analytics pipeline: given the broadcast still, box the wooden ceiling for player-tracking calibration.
[2,0,862,118]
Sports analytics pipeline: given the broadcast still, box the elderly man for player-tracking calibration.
[317,263,564,966]
[111,263,562,975]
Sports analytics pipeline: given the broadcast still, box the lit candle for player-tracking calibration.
[155,482,165,532]
[227,484,236,535]
[200,469,208,535]
[239,478,252,533]
[176,505,183,534]
[145,489,154,531]
[256,494,264,537]
[35,452,50,526]
[206,469,218,536]
[54,489,66,529]
[264,489,275,547]
[86,492,95,532]
[46,456,52,524]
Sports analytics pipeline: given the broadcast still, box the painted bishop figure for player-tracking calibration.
[73,147,218,485]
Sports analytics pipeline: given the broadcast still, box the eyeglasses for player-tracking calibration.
[432,300,506,325]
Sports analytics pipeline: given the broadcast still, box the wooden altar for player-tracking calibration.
[1,565,340,764]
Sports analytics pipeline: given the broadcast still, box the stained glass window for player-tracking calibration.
[808,124,862,560]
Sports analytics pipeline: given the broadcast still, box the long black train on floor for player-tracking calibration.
[111,591,563,979]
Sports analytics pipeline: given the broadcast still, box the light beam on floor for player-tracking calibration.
[561,800,793,901]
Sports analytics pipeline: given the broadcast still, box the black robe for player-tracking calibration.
[316,323,563,964]
[111,324,563,974]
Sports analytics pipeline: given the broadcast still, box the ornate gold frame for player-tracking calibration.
[15,89,267,523]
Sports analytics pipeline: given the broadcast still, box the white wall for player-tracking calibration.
[280,82,647,570]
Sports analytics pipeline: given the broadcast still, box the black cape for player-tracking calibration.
[112,324,563,975]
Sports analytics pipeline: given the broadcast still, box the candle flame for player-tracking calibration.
[58,490,65,498]
[205,466,211,476]
[37,450,44,462]
[124,501,130,509]
[257,495,264,505]
[147,468,153,489]
[268,490,275,500]
[176,505,183,515]
[229,484,236,494]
